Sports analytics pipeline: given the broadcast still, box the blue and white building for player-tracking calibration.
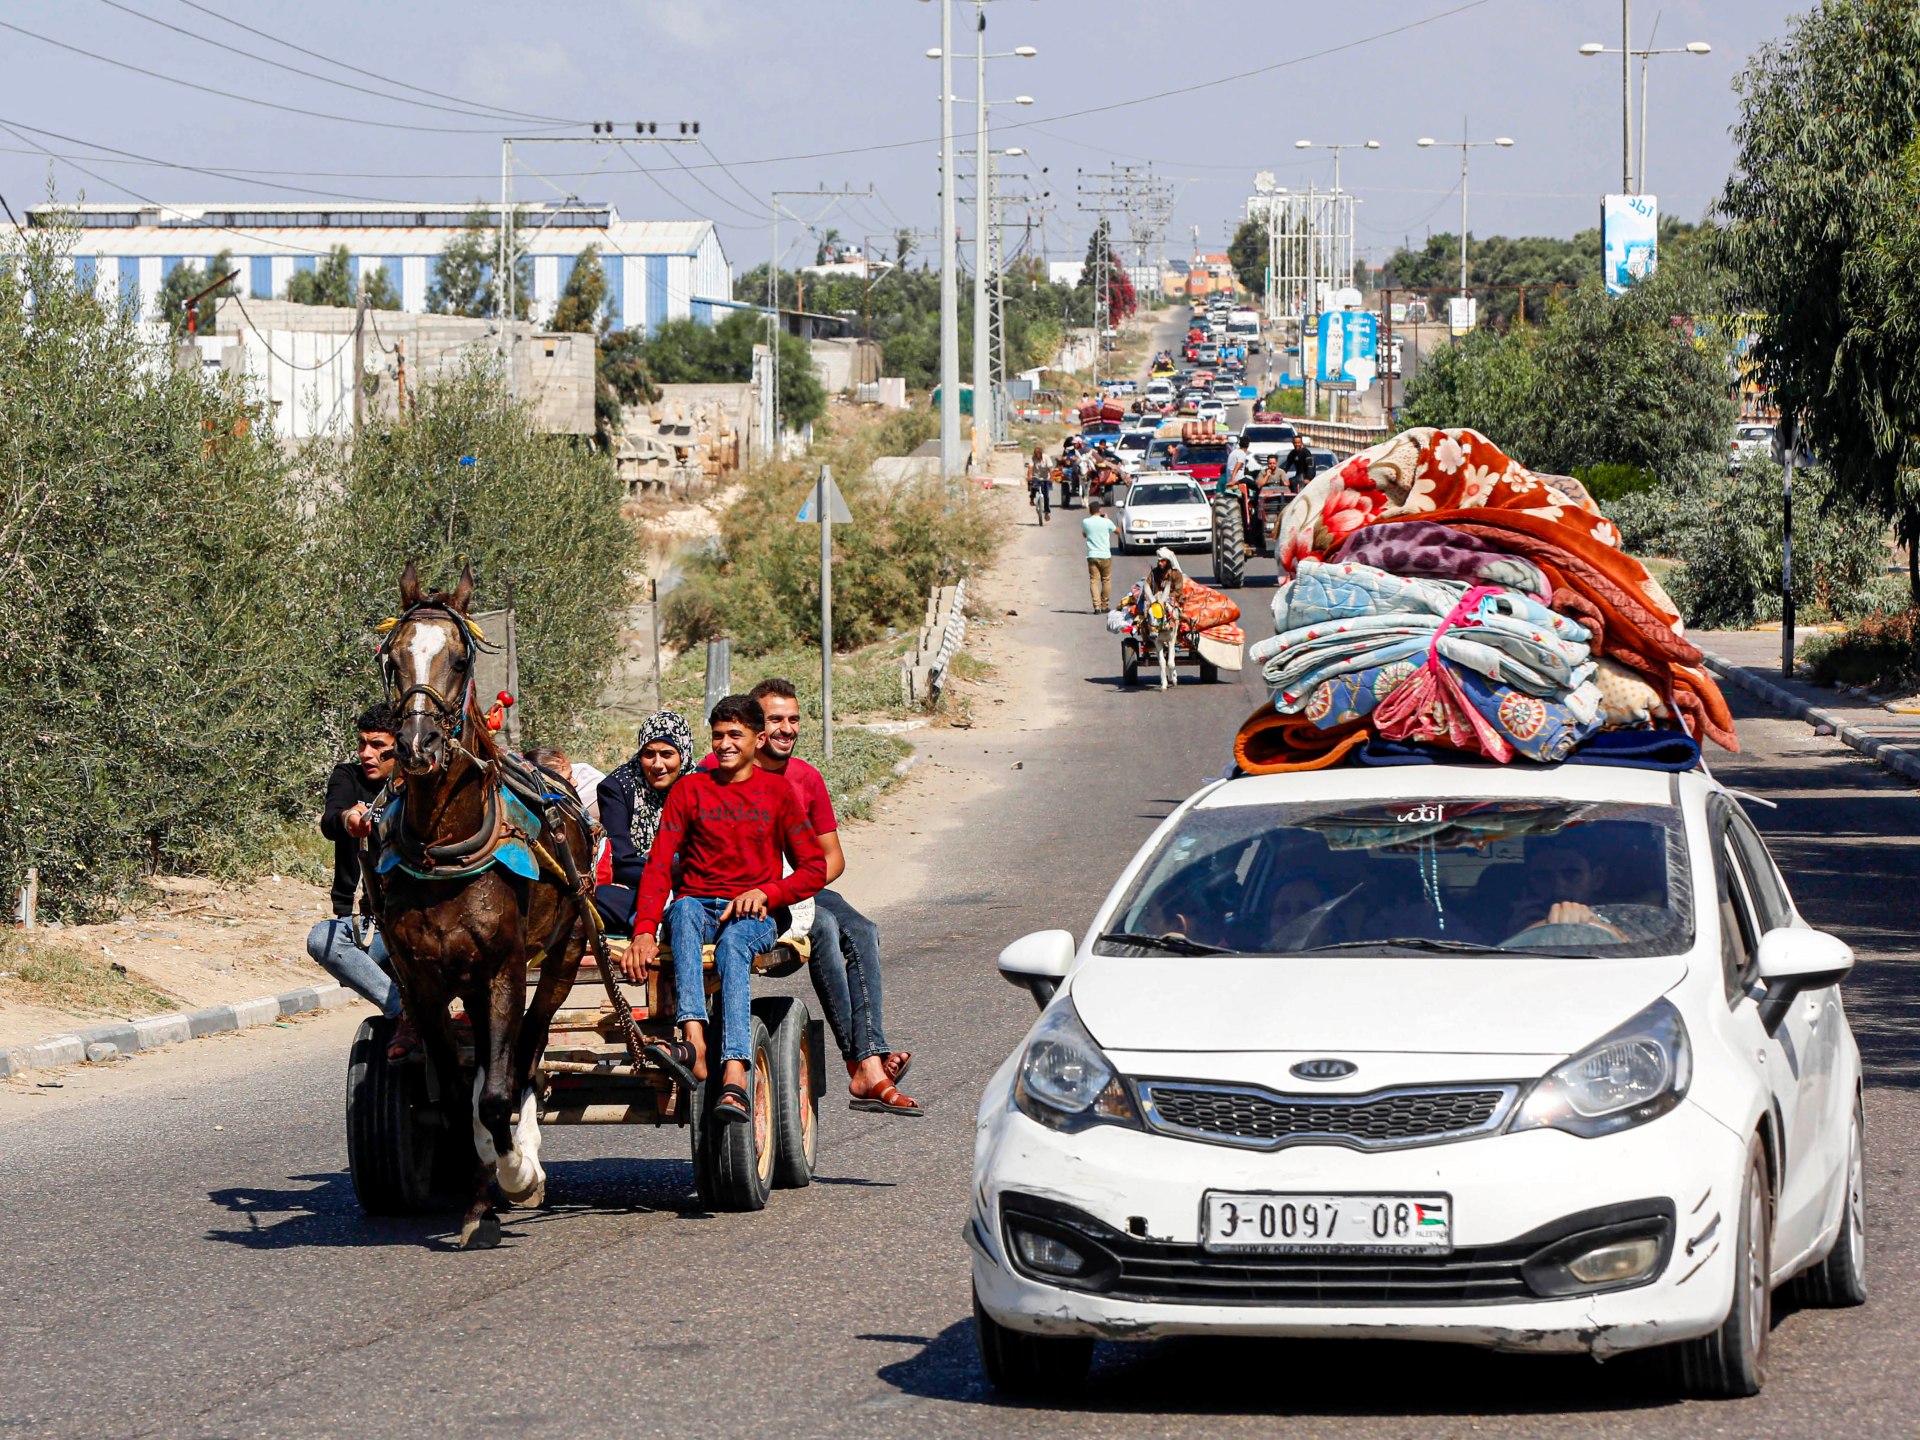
[25,200,732,333]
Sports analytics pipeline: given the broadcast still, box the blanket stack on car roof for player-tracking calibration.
[1235,427,1734,774]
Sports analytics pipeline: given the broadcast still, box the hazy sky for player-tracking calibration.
[0,0,1808,274]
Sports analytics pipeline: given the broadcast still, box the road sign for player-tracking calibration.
[796,469,853,525]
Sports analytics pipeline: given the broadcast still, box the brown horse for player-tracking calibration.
[371,561,594,1248]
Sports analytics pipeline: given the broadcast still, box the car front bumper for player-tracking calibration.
[970,1097,1745,1356]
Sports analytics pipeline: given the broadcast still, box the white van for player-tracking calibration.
[1226,307,1262,352]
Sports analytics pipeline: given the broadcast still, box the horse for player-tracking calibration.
[369,561,597,1249]
[1139,565,1185,692]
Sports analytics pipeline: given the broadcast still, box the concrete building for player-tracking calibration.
[26,200,731,334]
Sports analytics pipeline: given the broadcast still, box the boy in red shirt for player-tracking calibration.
[629,695,826,1122]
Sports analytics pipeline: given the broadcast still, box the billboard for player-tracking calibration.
[1316,310,1379,388]
[1603,193,1659,295]
[1448,296,1477,335]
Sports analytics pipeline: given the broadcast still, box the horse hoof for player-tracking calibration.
[460,1209,503,1249]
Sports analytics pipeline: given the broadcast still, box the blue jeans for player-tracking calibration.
[666,895,776,1065]
[808,889,890,1063]
[305,918,400,1018]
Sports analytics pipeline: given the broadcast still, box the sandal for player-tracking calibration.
[713,1082,752,1124]
[882,1051,912,1085]
[644,1039,700,1091]
[849,1081,923,1117]
[386,1014,420,1063]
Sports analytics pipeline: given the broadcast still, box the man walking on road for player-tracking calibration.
[1083,498,1119,612]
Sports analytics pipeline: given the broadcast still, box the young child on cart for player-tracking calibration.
[626,694,827,1123]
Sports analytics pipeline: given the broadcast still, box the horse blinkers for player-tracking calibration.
[383,606,475,776]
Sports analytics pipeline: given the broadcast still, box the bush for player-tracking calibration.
[1802,607,1920,691]
[0,217,350,920]
[1605,485,1698,556]
[1572,462,1659,504]
[662,412,995,655]
[1670,464,1887,629]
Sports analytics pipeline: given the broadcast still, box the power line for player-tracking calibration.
[696,140,777,214]
[165,0,578,126]
[663,146,770,223]
[228,292,359,370]
[94,0,585,126]
[0,18,572,136]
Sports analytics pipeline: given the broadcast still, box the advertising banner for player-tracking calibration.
[1603,193,1659,295]
[1316,310,1379,388]
[1448,296,1477,335]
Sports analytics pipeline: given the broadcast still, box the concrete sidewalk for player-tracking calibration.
[1694,626,1920,785]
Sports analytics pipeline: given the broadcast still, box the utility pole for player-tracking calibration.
[972,4,989,470]
[769,186,873,444]
[1622,0,1634,194]
[353,277,367,436]
[938,0,962,484]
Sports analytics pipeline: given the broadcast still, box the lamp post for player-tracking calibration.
[1416,129,1514,298]
[920,1,962,484]
[967,10,1036,467]
[1294,139,1378,293]
[1579,25,1710,193]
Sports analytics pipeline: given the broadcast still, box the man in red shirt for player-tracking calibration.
[628,695,826,1123]
[746,679,919,1115]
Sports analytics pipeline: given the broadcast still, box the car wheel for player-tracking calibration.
[1789,1095,1867,1307]
[973,1285,1093,1399]
[1673,1134,1772,1398]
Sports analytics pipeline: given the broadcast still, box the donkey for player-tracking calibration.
[372,562,594,1249]
[1139,566,1185,692]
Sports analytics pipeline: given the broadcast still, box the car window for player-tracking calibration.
[1726,807,1793,931]
[1129,482,1204,507]
[1717,832,1762,999]
[1101,798,1694,958]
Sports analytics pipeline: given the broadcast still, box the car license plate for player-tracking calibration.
[1201,1192,1452,1254]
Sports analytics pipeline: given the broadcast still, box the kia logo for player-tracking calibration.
[1290,1058,1357,1081]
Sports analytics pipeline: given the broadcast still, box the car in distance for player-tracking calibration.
[1116,475,1213,553]
[1196,399,1227,424]
[971,762,1865,1400]
[1730,423,1776,471]
[1238,421,1298,473]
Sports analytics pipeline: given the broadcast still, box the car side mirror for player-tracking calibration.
[997,929,1076,1009]
[1755,926,1853,1033]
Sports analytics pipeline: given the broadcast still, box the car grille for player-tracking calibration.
[1137,1081,1518,1152]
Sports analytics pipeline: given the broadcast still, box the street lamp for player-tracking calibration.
[1416,130,1514,297]
[1292,138,1380,193]
[1579,17,1710,193]
[918,0,962,482]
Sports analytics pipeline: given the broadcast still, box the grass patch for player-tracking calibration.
[0,932,174,1018]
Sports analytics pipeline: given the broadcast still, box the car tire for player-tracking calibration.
[1121,640,1140,687]
[973,1285,1093,1399]
[755,995,819,1191]
[1673,1135,1772,1398]
[1789,1095,1867,1307]
[345,1015,440,1216]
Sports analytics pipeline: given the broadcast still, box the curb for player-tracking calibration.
[1701,651,1920,786]
[0,982,357,1082]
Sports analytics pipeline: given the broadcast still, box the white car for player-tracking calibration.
[1239,421,1298,474]
[1730,423,1776,470]
[1116,476,1213,552]
[971,762,1865,1399]
[1196,399,1227,424]
[1115,428,1156,476]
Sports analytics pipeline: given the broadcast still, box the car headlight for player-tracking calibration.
[1510,997,1692,1138]
[1012,1002,1142,1134]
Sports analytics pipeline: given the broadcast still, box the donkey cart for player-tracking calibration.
[346,930,825,1217]
[1120,627,1240,687]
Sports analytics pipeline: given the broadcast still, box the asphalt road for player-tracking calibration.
[6,425,1919,1436]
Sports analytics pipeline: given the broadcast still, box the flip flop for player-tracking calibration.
[644,1039,699,1091]
[385,1014,420,1063]
[714,1082,752,1124]
[850,1081,923,1117]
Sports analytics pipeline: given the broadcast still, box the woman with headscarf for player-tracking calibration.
[593,710,695,937]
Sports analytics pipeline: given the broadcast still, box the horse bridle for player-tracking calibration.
[377,601,493,751]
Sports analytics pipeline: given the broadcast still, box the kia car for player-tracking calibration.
[971,762,1865,1400]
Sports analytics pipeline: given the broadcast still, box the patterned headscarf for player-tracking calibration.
[607,710,695,863]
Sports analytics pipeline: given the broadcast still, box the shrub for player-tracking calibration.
[0,216,350,920]
[1605,485,1698,556]
[1671,464,1887,629]
[1802,608,1920,691]
[1572,462,1659,504]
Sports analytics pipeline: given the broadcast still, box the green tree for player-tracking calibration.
[154,248,237,336]
[1228,218,1267,300]
[894,228,916,266]
[314,356,638,747]
[284,244,399,310]
[642,310,826,428]
[1716,0,1920,597]
[550,245,607,335]
[427,206,532,319]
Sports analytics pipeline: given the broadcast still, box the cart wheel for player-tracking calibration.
[692,1013,776,1212]
[346,1015,439,1215]
[1121,640,1140,687]
[1199,657,1220,685]
[755,996,819,1189]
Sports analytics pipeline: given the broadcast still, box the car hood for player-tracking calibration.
[1126,503,1211,521]
[1070,953,1687,1056]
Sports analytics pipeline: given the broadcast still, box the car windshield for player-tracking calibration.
[1118,433,1152,451]
[1241,425,1296,445]
[1099,797,1694,959]
[1129,482,1204,507]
